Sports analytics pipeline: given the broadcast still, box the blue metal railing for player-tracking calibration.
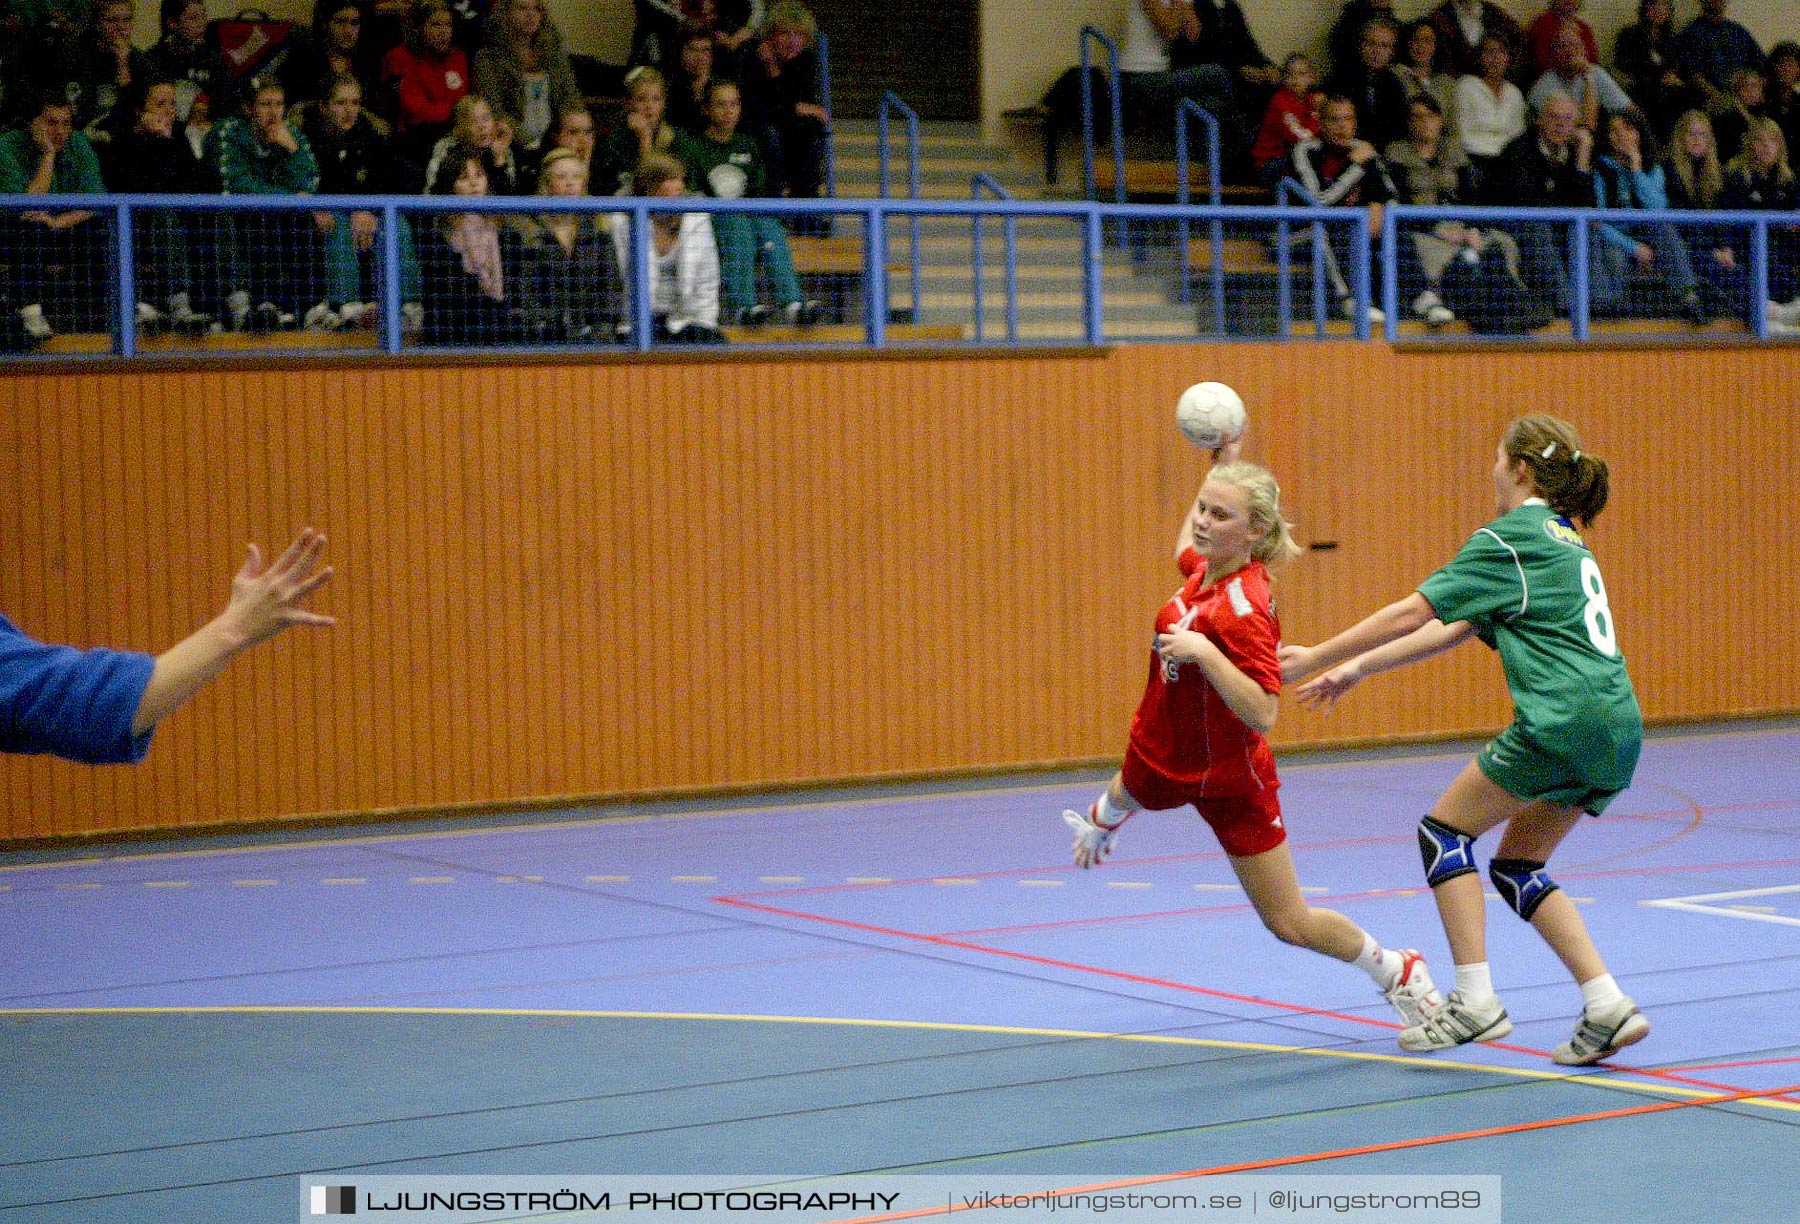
[1079,25,1126,220]
[6,193,1795,358]
[1174,99,1224,330]
[876,91,922,322]
[969,173,1018,343]
[818,31,836,202]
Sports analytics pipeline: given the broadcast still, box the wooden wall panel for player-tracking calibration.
[3,343,1796,841]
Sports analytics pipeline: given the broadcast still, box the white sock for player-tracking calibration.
[1579,973,1625,1013]
[19,304,44,320]
[1353,932,1402,988]
[1454,962,1495,1003]
[1093,791,1132,829]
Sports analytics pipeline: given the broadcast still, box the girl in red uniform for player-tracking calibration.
[1062,449,1442,1026]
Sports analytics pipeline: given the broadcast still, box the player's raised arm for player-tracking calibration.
[1295,617,1477,711]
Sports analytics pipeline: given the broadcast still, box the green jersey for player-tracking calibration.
[1418,500,1641,802]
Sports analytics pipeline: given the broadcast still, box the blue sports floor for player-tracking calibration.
[3,724,1798,1222]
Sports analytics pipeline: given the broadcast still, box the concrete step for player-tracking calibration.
[892,288,1173,311]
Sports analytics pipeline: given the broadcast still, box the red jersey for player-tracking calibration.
[382,44,470,131]
[1128,549,1281,796]
[1251,87,1318,170]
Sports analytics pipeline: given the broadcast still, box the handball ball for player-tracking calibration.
[1175,382,1247,450]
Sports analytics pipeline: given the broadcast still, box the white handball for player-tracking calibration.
[1175,382,1247,450]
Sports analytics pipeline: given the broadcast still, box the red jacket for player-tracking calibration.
[382,43,471,131]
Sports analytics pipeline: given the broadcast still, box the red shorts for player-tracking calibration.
[1120,742,1287,858]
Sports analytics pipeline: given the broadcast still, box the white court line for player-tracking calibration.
[1641,883,1800,928]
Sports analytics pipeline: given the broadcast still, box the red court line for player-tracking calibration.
[822,1082,1800,1223]
[1675,1055,1800,1071]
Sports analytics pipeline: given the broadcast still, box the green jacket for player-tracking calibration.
[0,128,105,194]
[206,115,320,194]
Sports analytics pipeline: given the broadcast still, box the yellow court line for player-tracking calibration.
[4,1005,1793,1113]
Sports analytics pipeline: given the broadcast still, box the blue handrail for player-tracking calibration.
[818,31,836,202]
[1275,177,1333,339]
[970,173,1018,343]
[1174,99,1224,332]
[1079,25,1126,219]
[876,91,922,323]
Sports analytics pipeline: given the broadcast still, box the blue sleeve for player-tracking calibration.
[0,615,156,764]
[1592,172,1636,253]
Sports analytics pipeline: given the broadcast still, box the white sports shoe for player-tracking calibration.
[1398,989,1512,1052]
[1383,949,1444,1027]
[1552,996,1649,1066]
[1062,806,1121,869]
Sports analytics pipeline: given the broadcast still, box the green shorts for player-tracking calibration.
[1476,717,1642,815]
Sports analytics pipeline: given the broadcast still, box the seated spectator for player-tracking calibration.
[1384,93,1484,323]
[1527,24,1636,129]
[1675,0,1763,114]
[1393,20,1458,119]
[740,1,831,216]
[513,146,623,342]
[1490,90,1594,314]
[0,93,108,342]
[423,94,522,193]
[283,0,383,108]
[1524,0,1596,79]
[610,151,724,344]
[1426,0,1524,83]
[541,102,595,192]
[100,78,221,332]
[675,77,817,327]
[1328,0,1396,81]
[416,145,525,343]
[1662,107,1743,310]
[666,27,717,136]
[1185,0,1280,127]
[711,0,761,60]
[1250,52,1320,182]
[1769,43,1800,154]
[39,0,149,134]
[381,0,470,173]
[1718,117,1800,326]
[207,75,331,330]
[143,0,233,123]
[1710,67,1764,164]
[1454,32,1526,188]
[472,0,579,157]
[1325,18,1410,151]
[1615,0,1688,136]
[301,73,424,325]
[627,0,691,75]
[1290,93,1395,321]
[1590,108,1708,323]
[594,66,677,197]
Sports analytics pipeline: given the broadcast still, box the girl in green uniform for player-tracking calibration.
[1280,415,1648,1066]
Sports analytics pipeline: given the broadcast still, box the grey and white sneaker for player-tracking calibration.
[1383,949,1444,1027]
[303,301,340,332]
[225,289,252,332]
[1552,996,1648,1066]
[18,303,53,342]
[1398,989,1512,1052]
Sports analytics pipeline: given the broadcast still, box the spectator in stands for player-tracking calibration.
[514,145,622,342]
[1662,108,1743,310]
[1675,0,1763,114]
[423,94,522,193]
[593,65,677,196]
[1384,93,1479,324]
[382,0,470,173]
[302,73,424,327]
[666,28,716,136]
[1290,93,1395,322]
[40,0,148,134]
[1527,24,1636,129]
[1328,0,1395,81]
[1426,0,1524,83]
[1590,107,1708,323]
[1455,32,1526,189]
[284,0,382,107]
[1768,43,1800,155]
[207,75,331,331]
[144,0,233,123]
[1250,52,1320,182]
[472,0,578,157]
[610,151,724,345]
[1710,67,1764,164]
[1491,90,1594,314]
[627,0,690,75]
[0,93,108,342]
[543,102,595,192]
[1524,0,1596,80]
[711,0,762,60]
[1615,0,1687,136]
[1187,0,1281,125]
[1719,117,1800,327]
[1326,18,1411,152]
[739,1,829,220]
[1119,0,1238,158]
[1393,20,1458,119]
[676,77,817,327]
[417,144,524,343]
[100,78,219,333]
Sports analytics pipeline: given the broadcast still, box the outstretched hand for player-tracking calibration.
[1276,642,1317,682]
[1294,661,1362,711]
[218,528,336,649]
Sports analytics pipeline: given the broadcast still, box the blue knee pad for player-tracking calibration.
[1418,815,1479,887]
[1489,857,1559,921]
